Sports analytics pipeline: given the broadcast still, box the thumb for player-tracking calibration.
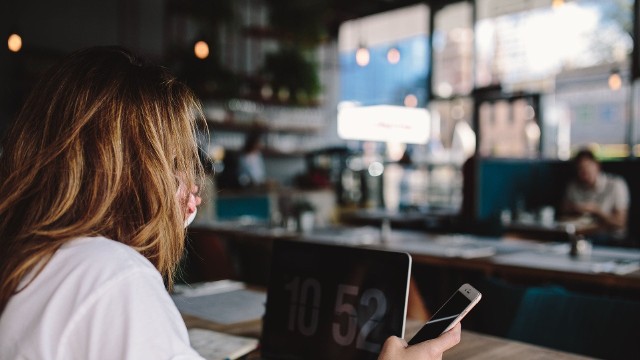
[424,322,462,354]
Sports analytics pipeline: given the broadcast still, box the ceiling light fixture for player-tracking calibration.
[356,45,370,67]
[387,47,400,64]
[194,41,210,59]
[608,68,622,91]
[7,33,22,53]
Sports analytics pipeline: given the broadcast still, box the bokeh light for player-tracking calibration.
[355,47,370,67]
[194,41,210,59]
[608,72,622,91]
[404,94,418,108]
[387,47,400,64]
[8,34,22,53]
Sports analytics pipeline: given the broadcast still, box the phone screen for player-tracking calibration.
[408,290,471,345]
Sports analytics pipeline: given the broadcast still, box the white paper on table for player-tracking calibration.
[172,281,267,325]
[173,280,246,297]
[188,328,258,360]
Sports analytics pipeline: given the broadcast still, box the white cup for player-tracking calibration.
[539,206,555,226]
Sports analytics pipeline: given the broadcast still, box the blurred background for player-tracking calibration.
[1,0,640,240]
[3,2,640,358]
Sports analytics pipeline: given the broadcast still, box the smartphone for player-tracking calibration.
[407,283,481,345]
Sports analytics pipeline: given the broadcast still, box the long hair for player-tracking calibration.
[0,47,206,313]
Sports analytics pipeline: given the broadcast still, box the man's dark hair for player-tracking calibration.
[573,148,598,164]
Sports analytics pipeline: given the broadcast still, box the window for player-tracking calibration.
[475,0,634,158]
[429,1,475,162]
[478,96,540,158]
[338,4,430,107]
[432,2,474,98]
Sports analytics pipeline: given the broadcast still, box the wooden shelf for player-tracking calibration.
[201,88,321,108]
[207,120,322,135]
[262,148,308,158]
[241,26,292,41]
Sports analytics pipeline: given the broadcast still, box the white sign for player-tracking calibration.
[338,105,430,144]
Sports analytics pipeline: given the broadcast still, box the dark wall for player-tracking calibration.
[1,0,166,137]
[1,0,164,55]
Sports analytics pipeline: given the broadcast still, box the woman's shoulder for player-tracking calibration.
[26,236,166,319]
[63,236,154,265]
[53,236,161,284]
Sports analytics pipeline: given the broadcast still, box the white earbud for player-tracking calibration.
[184,208,197,228]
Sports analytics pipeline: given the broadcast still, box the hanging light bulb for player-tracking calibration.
[194,41,209,59]
[7,33,22,53]
[387,47,400,64]
[404,94,418,108]
[355,45,370,67]
[608,69,622,91]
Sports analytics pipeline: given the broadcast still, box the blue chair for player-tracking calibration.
[467,278,640,359]
[508,286,640,359]
[215,194,271,221]
[464,278,528,338]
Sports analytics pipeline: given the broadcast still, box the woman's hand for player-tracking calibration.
[378,323,461,360]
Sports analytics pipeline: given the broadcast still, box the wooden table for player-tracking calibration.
[442,331,593,360]
[503,218,602,242]
[299,227,640,293]
[286,226,640,294]
[184,224,638,358]
[404,319,593,360]
[183,314,593,359]
[190,222,640,299]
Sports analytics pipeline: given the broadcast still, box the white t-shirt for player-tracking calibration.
[0,236,204,360]
[564,173,629,215]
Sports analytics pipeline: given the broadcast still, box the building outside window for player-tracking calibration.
[474,0,634,159]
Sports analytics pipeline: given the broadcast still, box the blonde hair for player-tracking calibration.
[0,47,206,313]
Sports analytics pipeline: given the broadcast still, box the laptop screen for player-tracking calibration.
[262,239,412,360]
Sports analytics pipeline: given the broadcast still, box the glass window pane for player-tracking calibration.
[338,4,430,107]
[476,0,633,159]
[475,0,633,93]
[432,2,474,97]
[547,66,631,159]
[479,97,540,158]
[428,98,475,154]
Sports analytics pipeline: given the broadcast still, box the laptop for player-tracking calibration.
[261,239,412,360]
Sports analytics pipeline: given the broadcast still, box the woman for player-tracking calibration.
[0,47,459,359]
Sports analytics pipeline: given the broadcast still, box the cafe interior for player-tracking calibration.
[2,0,640,358]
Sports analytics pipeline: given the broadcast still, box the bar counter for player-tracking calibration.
[182,297,594,360]
[185,221,640,358]
[189,221,640,295]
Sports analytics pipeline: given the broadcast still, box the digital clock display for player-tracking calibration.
[261,240,412,360]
